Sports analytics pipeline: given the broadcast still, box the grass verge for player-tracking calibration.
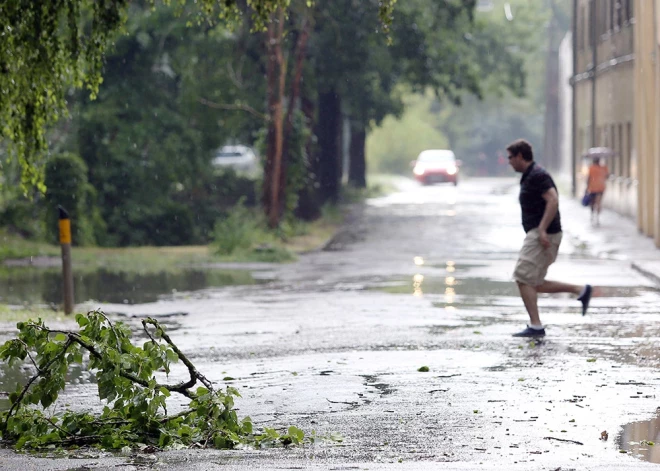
[0,211,343,271]
[0,304,71,324]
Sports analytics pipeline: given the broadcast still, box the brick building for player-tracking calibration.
[571,0,660,245]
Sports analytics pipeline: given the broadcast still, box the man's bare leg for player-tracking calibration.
[536,280,582,295]
[517,281,541,326]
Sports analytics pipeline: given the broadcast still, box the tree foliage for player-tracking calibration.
[366,0,559,175]
[0,311,307,450]
[44,152,100,245]
[0,0,129,190]
[430,0,566,170]
[0,0,397,191]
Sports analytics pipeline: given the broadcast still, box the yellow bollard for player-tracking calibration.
[58,206,74,315]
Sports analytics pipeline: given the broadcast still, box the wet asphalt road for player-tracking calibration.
[3,176,660,470]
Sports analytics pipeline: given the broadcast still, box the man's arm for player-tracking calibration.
[538,187,559,248]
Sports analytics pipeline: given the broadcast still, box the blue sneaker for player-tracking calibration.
[512,326,546,338]
[577,284,592,316]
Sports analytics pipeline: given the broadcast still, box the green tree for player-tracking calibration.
[380,0,552,175]
[0,0,397,229]
[44,152,99,246]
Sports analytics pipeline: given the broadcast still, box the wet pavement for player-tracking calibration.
[2,177,660,470]
[0,267,264,305]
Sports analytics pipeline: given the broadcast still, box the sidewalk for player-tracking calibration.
[560,192,660,285]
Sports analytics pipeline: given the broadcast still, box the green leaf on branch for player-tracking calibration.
[0,310,313,451]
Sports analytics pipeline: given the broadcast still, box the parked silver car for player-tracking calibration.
[212,145,260,177]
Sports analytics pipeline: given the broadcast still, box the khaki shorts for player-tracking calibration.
[513,229,562,287]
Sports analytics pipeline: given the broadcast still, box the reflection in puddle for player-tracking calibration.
[619,414,660,463]
[0,268,266,305]
[0,362,91,412]
[377,276,519,299]
[413,274,424,297]
[377,272,656,306]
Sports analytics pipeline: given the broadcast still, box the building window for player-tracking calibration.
[579,6,585,50]
[626,121,632,178]
[609,0,615,31]
[589,0,595,47]
[616,1,623,28]
[579,129,585,155]
[618,123,624,177]
[611,124,618,176]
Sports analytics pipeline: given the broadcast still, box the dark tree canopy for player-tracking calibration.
[0,0,397,189]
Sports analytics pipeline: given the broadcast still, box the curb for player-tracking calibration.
[631,262,660,287]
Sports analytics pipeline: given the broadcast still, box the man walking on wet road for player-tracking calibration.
[507,139,592,337]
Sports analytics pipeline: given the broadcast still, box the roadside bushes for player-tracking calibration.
[211,199,295,262]
[106,201,197,247]
[0,197,46,240]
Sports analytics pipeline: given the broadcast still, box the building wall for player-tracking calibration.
[558,33,573,177]
[573,0,638,221]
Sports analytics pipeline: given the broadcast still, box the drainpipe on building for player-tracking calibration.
[571,0,578,196]
[590,0,597,147]
[654,0,660,247]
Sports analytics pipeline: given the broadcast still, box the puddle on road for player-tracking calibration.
[374,276,519,299]
[0,362,92,412]
[0,268,266,305]
[619,414,660,463]
[374,273,656,303]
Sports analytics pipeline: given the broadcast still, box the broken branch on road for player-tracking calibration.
[544,436,584,445]
[0,310,306,451]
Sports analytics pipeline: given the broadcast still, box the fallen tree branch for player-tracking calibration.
[25,322,197,399]
[0,311,303,451]
[97,310,122,352]
[3,338,73,429]
[143,318,215,393]
[544,436,584,445]
[326,398,359,406]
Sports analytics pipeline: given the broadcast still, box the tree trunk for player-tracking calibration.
[280,15,311,217]
[316,89,342,203]
[294,37,322,221]
[263,8,286,228]
[348,122,367,188]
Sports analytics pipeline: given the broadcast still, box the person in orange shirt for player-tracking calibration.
[586,157,610,226]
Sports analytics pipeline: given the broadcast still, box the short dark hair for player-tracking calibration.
[506,139,534,162]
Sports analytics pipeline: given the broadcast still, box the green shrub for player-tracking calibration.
[43,153,98,246]
[212,201,261,255]
[108,201,196,247]
[0,198,46,240]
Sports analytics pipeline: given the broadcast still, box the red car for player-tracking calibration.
[412,149,459,186]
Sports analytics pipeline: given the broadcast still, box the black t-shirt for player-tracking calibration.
[519,162,562,234]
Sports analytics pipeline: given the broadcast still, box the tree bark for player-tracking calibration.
[263,8,286,228]
[348,122,367,188]
[279,15,311,217]
[316,89,342,203]
[294,84,322,221]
